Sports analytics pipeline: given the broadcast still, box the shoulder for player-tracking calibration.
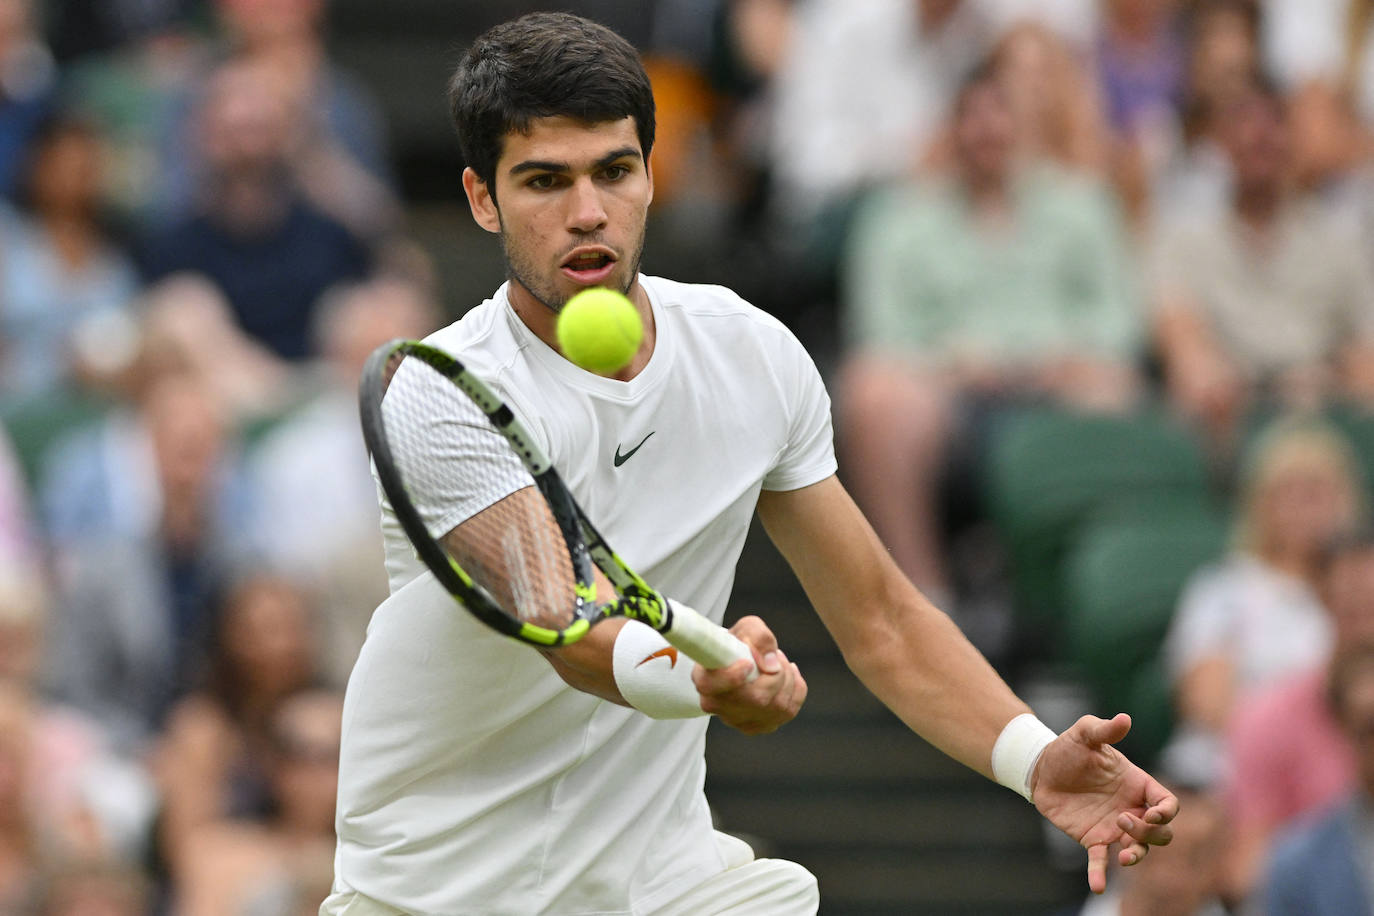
[646,276,775,325]
[422,292,526,378]
[646,276,811,361]
[851,180,950,233]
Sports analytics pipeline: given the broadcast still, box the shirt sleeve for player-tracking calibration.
[762,332,837,492]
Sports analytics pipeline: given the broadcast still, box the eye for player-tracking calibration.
[527,174,560,191]
[602,164,631,181]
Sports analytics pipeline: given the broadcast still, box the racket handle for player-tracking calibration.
[662,600,760,681]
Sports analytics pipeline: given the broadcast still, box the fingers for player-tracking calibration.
[1086,844,1109,895]
[730,615,781,674]
[1119,841,1149,868]
[692,656,758,695]
[1117,811,1173,847]
[1143,782,1181,826]
[1074,712,1132,748]
[694,650,806,735]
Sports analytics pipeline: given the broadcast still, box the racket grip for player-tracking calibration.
[662,600,759,681]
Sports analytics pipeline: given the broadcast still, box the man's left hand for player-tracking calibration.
[1031,713,1179,893]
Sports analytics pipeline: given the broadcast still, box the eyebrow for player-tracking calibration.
[508,147,642,178]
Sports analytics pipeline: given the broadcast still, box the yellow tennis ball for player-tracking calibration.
[556,288,644,375]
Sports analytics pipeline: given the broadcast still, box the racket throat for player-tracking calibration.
[608,590,672,632]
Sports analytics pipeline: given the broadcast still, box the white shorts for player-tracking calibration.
[319,832,818,916]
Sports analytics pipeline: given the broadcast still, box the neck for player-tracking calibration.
[1234,183,1282,228]
[41,212,98,267]
[212,175,292,236]
[962,166,1011,208]
[507,278,658,382]
[1266,546,1317,583]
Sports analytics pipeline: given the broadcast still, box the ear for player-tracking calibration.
[462,166,501,234]
[644,158,654,208]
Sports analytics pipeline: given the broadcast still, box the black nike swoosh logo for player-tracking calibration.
[614,431,655,467]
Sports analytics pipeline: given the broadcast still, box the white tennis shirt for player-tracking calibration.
[332,276,836,915]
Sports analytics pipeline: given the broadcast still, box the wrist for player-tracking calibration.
[992,713,1057,802]
[612,620,707,719]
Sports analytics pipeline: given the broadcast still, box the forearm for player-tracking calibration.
[539,616,629,705]
[758,480,1030,778]
[833,579,1030,778]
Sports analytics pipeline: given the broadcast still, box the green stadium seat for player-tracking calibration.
[984,405,1218,659]
[1324,403,1374,495]
[0,390,113,489]
[1061,506,1230,765]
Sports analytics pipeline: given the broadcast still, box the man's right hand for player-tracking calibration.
[692,615,806,734]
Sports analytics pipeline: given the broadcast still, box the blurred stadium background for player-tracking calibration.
[4,0,1374,913]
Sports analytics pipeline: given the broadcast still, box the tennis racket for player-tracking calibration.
[359,338,756,675]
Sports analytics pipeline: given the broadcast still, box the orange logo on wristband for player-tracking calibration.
[636,647,679,669]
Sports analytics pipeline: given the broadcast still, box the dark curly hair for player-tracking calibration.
[448,12,656,201]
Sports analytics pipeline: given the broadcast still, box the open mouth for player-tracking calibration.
[561,249,617,284]
[565,251,613,272]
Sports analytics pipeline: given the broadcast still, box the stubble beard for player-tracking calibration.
[498,218,648,315]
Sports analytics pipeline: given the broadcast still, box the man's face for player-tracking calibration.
[953,82,1017,185]
[464,115,653,314]
[1220,92,1289,190]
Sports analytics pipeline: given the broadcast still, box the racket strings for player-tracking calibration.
[382,351,581,629]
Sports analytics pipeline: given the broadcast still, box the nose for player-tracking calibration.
[565,176,608,234]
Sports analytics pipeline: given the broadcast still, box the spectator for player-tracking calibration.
[0,113,140,399]
[153,573,319,884]
[168,688,341,916]
[989,21,1112,180]
[0,425,41,571]
[46,0,199,62]
[1097,0,1185,143]
[0,563,157,870]
[767,0,996,250]
[0,0,55,202]
[980,0,1100,48]
[1149,77,1374,454]
[1222,527,1374,902]
[839,61,1141,601]
[248,275,438,687]
[153,0,399,241]
[134,271,296,425]
[0,673,155,913]
[1262,642,1374,915]
[1162,417,1364,777]
[32,859,153,916]
[1153,0,1261,224]
[39,369,254,749]
[138,57,372,362]
[57,15,215,231]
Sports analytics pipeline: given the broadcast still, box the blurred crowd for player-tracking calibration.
[3,0,1374,913]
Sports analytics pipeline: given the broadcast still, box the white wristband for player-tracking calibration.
[612,620,707,719]
[991,713,1057,802]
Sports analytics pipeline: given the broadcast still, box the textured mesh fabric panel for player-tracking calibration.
[381,350,577,628]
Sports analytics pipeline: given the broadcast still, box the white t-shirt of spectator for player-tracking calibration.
[1164,553,1332,696]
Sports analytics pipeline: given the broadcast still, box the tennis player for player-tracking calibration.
[323,12,1177,915]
